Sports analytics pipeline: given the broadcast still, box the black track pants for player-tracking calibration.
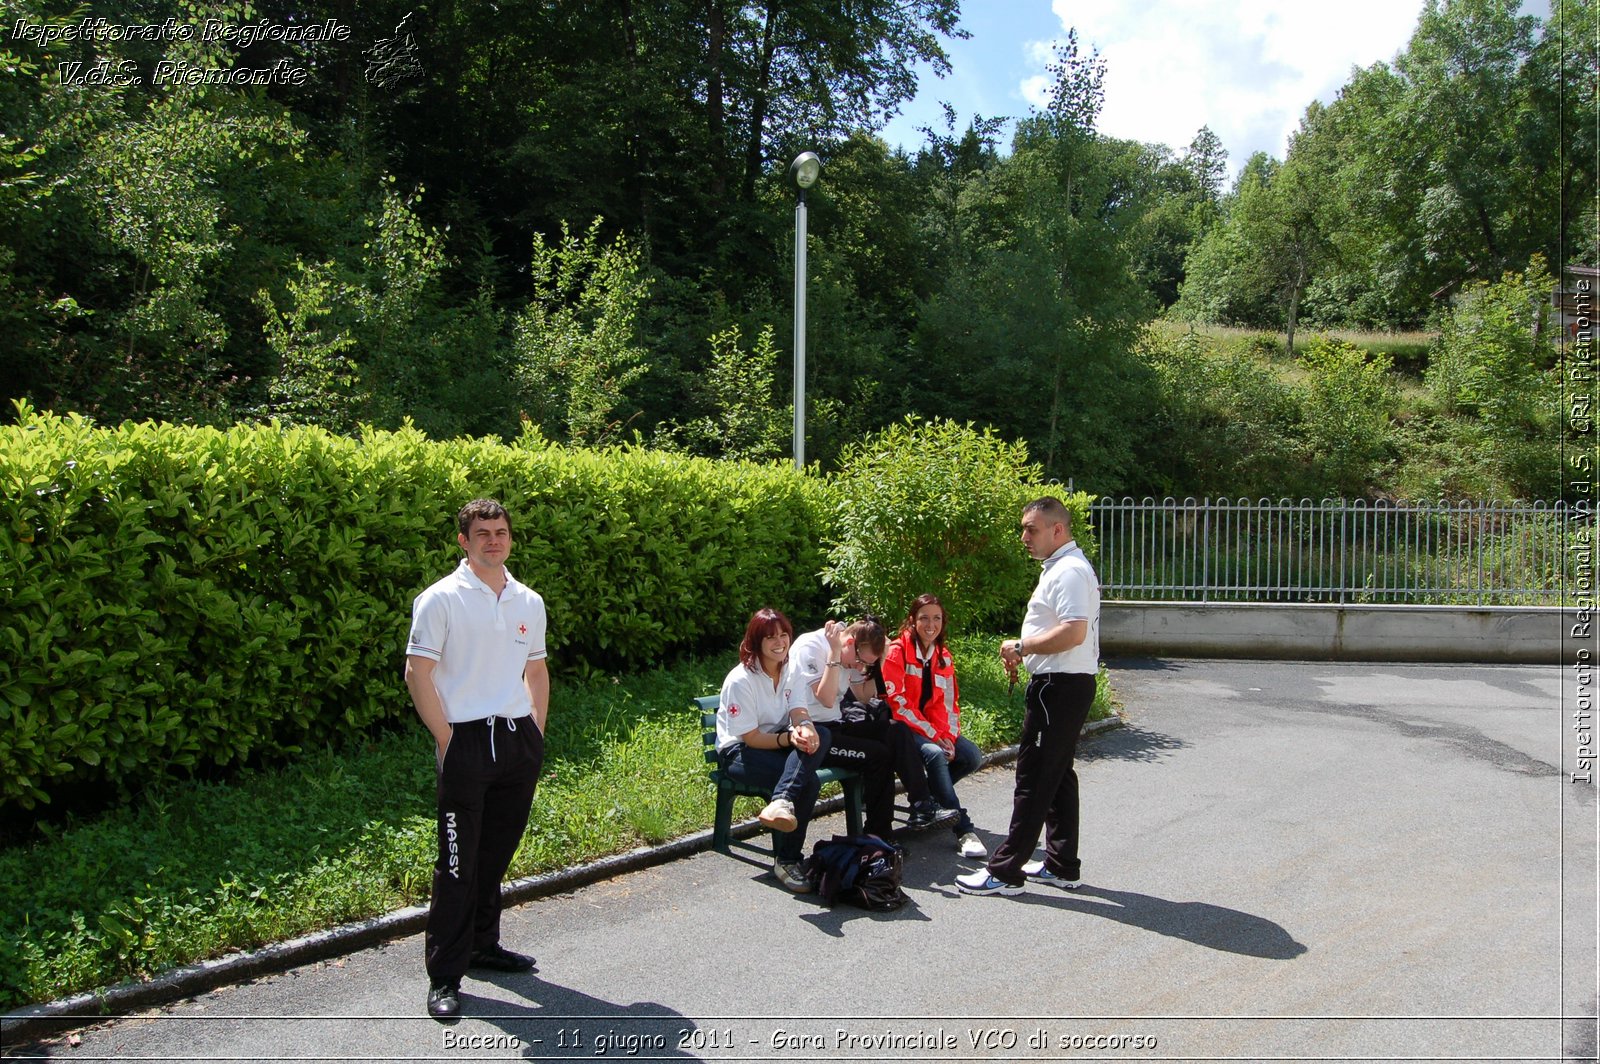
[822,717,905,837]
[987,672,1095,886]
[425,715,543,985]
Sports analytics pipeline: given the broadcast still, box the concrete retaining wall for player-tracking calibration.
[1101,601,1574,664]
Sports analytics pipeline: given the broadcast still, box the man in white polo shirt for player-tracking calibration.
[405,498,549,1019]
[957,496,1100,896]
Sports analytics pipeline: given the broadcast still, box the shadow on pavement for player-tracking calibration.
[1313,701,1568,783]
[463,976,700,1059]
[1565,1001,1598,1063]
[1082,723,1189,764]
[1013,885,1308,960]
[796,900,933,937]
[1105,657,1187,673]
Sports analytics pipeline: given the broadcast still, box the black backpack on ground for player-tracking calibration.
[805,834,909,911]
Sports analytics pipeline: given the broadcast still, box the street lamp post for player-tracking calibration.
[790,151,820,470]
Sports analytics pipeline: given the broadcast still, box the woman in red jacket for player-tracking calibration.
[880,594,987,858]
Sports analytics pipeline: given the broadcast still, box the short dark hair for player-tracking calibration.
[846,616,886,657]
[739,608,794,672]
[1023,496,1072,531]
[457,498,511,537]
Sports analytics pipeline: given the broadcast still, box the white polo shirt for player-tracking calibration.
[1021,540,1100,676]
[716,662,789,752]
[406,559,547,722]
[784,628,867,724]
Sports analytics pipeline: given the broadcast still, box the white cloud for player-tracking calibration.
[1032,0,1425,172]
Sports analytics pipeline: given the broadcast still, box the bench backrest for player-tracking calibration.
[696,694,720,766]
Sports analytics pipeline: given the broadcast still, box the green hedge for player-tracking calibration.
[0,407,831,811]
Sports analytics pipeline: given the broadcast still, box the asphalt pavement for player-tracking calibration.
[5,660,1595,1063]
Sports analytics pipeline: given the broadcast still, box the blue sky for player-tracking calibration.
[877,0,1444,177]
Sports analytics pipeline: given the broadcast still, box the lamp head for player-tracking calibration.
[790,152,821,190]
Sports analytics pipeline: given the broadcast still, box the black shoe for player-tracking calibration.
[427,981,461,1019]
[905,800,961,831]
[469,943,536,972]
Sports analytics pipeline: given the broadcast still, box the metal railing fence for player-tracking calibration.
[1089,498,1584,605]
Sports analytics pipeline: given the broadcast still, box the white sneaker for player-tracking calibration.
[955,869,1021,896]
[1022,858,1080,888]
[758,797,797,832]
[773,860,815,893]
[957,832,988,859]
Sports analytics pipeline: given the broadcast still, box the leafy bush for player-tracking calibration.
[821,418,1095,634]
[1296,338,1396,497]
[512,219,652,447]
[253,180,518,441]
[1139,328,1306,497]
[659,323,788,462]
[1427,258,1556,417]
[0,405,829,812]
[1425,257,1563,498]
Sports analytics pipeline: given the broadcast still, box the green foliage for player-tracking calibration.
[0,406,831,813]
[822,418,1095,633]
[1175,140,1334,354]
[348,180,451,396]
[1297,339,1397,497]
[1180,0,1595,334]
[1126,129,1226,309]
[661,324,788,461]
[514,219,652,447]
[1391,415,1523,502]
[255,262,361,433]
[1140,328,1305,497]
[1428,258,1556,416]
[252,180,515,439]
[71,96,305,422]
[912,97,1161,490]
[1173,153,1280,327]
[3,0,1586,509]
[1139,326,1405,499]
[1142,316,1570,502]
[1425,257,1562,497]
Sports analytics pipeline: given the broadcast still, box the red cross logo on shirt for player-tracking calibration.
[518,623,527,635]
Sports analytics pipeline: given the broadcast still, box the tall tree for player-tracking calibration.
[1179,0,1596,332]
[716,0,965,200]
[1396,0,1541,278]
[912,32,1158,489]
[1183,125,1228,208]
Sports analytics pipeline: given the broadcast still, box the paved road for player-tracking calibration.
[8,660,1595,1062]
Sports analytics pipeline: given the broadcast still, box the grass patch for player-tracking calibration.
[1149,320,1433,375]
[0,635,1113,1009]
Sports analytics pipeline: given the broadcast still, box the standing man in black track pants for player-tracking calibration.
[406,498,548,1019]
[957,496,1100,897]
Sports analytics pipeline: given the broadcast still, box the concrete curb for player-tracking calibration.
[1101,601,1569,664]
[3,714,1123,1044]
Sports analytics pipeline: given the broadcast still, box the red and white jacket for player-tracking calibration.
[881,630,961,744]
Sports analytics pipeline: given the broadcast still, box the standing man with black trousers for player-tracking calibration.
[957,496,1100,896]
[406,498,548,1018]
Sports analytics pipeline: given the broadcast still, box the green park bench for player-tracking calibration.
[695,694,865,856]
